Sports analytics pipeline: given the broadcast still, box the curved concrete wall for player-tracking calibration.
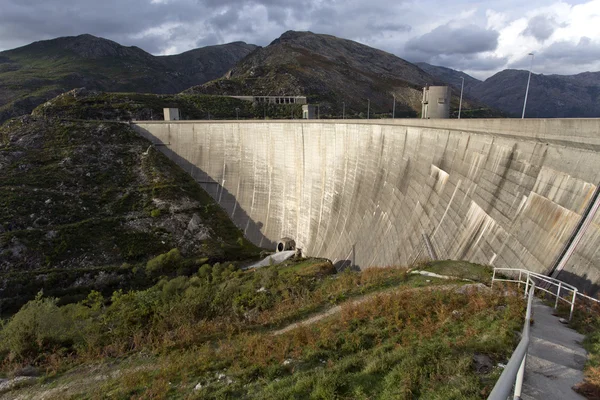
[133,119,600,294]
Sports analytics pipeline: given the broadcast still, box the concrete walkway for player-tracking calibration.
[522,299,588,400]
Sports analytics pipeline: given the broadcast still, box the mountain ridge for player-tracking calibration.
[189,30,497,117]
[417,62,600,117]
[0,34,258,123]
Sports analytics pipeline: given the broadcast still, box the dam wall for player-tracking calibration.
[133,119,600,294]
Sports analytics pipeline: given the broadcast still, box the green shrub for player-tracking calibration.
[0,293,83,360]
[198,264,212,282]
[145,248,183,276]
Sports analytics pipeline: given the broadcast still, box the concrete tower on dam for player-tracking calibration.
[133,118,600,295]
[422,86,450,119]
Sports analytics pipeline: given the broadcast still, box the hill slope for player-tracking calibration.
[417,63,600,117]
[470,69,600,117]
[0,112,259,313]
[415,62,481,96]
[0,34,257,123]
[188,31,445,117]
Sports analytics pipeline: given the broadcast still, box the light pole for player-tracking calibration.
[317,104,320,119]
[392,95,396,119]
[235,107,239,120]
[367,99,370,119]
[458,76,464,119]
[342,102,345,119]
[522,52,534,119]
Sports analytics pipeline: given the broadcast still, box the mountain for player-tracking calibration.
[0,34,257,123]
[188,31,448,117]
[415,62,481,96]
[470,69,600,118]
[416,63,600,118]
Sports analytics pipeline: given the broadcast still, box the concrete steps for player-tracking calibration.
[521,300,587,400]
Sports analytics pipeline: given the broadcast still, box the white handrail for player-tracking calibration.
[489,268,600,399]
[492,268,582,320]
[488,278,535,400]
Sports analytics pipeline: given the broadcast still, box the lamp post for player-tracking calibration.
[367,99,370,119]
[458,76,464,119]
[235,107,239,120]
[317,104,320,119]
[392,95,396,119]
[342,102,345,119]
[522,53,534,119]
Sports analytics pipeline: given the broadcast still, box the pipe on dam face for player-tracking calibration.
[133,119,600,295]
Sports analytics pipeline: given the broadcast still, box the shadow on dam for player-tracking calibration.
[136,124,360,270]
[132,119,600,296]
[137,126,277,251]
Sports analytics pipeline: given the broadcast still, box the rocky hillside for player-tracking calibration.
[470,69,600,118]
[0,110,260,314]
[188,31,443,117]
[0,34,257,123]
[417,63,600,117]
[415,62,481,96]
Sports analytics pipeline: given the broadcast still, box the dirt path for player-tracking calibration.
[272,282,488,336]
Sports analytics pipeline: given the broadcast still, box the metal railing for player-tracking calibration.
[492,268,583,320]
[489,268,600,399]
[488,277,535,400]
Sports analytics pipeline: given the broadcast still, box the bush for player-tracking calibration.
[145,248,183,276]
[0,293,83,360]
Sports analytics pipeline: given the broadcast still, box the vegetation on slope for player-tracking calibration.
[556,299,600,398]
[0,115,260,315]
[0,89,523,398]
[0,260,524,399]
[32,89,305,121]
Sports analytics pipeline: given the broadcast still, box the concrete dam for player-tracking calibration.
[133,119,600,294]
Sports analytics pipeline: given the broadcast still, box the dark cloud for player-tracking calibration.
[405,23,499,56]
[412,53,508,74]
[543,37,600,64]
[0,0,596,79]
[366,22,411,33]
[522,14,564,42]
[0,0,202,53]
[509,37,600,74]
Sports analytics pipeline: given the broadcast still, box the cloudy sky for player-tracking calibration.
[0,0,598,79]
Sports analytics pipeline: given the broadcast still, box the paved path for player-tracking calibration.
[522,299,588,400]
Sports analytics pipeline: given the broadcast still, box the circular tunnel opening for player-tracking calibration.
[276,237,296,253]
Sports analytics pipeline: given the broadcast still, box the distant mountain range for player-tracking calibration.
[0,31,598,121]
[418,63,600,118]
[0,34,257,123]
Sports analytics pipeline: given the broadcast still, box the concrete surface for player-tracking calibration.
[522,299,587,400]
[244,250,296,270]
[132,119,600,294]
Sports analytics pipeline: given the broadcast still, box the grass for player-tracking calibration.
[0,260,524,399]
[553,296,600,398]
